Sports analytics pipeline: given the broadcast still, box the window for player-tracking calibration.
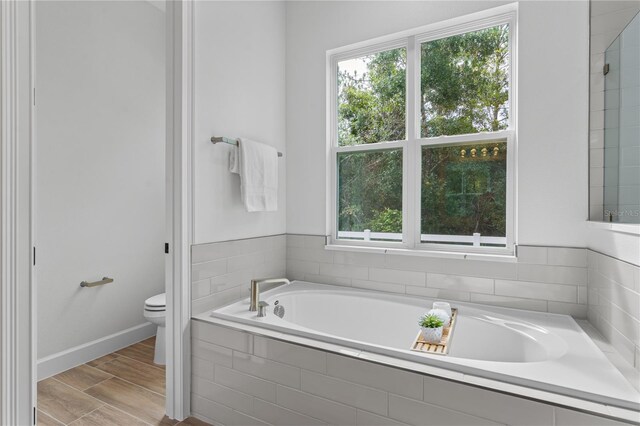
[329,7,516,254]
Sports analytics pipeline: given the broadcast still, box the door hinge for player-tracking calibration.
[33,247,36,266]
[165,243,169,254]
[33,407,36,424]
[603,63,610,75]
[33,87,36,106]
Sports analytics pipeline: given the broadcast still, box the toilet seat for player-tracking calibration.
[144,293,166,312]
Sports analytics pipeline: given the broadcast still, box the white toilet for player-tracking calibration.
[143,293,166,365]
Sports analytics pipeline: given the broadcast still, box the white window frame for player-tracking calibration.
[327,4,517,256]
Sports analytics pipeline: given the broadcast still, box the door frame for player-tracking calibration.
[166,0,194,420]
[0,0,195,422]
[1,1,35,424]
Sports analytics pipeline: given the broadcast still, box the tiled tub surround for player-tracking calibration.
[191,235,286,315]
[286,235,589,318]
[189,234,639,419]
[211,281,639,409]
[190,319,637,425]
[588,250,640,376]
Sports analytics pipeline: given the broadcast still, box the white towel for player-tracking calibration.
[228,138,278,212]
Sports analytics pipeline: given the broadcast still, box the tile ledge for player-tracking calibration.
[587,221,640,235]
[324,244,517,263]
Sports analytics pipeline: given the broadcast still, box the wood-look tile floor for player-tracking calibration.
[38,337,212,426]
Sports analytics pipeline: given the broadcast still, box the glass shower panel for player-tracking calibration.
[603,12,640,223]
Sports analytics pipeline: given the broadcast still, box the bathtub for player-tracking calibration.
[211,281,640,412]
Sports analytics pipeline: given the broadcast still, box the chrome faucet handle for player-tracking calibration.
[257,301,269,318]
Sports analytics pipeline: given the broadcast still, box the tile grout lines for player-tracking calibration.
[38,338,171,426]
[42,374,162,426]
[66,405,109,426]
[99,352,166,379]
[39,377,105,426]
[68,398,155,426]
[82,368,166,400]
[62,351,166,397]
[45,338,205,425]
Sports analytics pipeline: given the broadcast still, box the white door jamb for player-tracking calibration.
[166,0,193,420]
[1,0,35,424]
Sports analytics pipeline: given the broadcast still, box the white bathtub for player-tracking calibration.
[212,281,640,411]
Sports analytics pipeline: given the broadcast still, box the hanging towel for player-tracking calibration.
[229,138,278,212]
[229,144,240,174]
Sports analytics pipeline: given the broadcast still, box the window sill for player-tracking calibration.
[587,221,640,236]
[324,243,517,262]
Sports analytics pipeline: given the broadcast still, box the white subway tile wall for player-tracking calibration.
[587,250,640,373]
[285,235,588,318]
[191,235,286,315]
[190,320,628,426]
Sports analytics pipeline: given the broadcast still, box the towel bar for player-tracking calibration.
[80,277,114,288]
[211,136,283,157]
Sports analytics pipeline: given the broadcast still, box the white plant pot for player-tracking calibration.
[421,326,443,344]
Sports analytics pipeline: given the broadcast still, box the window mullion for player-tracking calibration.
[404,36,418,249]
[417,130,514,147]
[335,141,405,153]
[412,36,423,250]
[329,56,338,243]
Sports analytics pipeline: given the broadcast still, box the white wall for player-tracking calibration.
[516,1,589,246]
[193,1,286,245]
[36,1,165,358]
[285,1,590,248]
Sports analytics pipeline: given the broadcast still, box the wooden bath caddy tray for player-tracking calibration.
[410,308,458,355]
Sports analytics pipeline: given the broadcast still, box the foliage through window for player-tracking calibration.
[421,25,509,137]
[338,149,403,241]
[421,141,507,246]
[331,12,515,253]
[338,48,406,146]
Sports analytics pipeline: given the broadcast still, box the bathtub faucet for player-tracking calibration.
[249,278,290,312]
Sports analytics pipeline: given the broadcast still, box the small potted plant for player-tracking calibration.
[419,313,444,343]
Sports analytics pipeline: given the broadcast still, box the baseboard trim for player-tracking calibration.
[37,322,156,380]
